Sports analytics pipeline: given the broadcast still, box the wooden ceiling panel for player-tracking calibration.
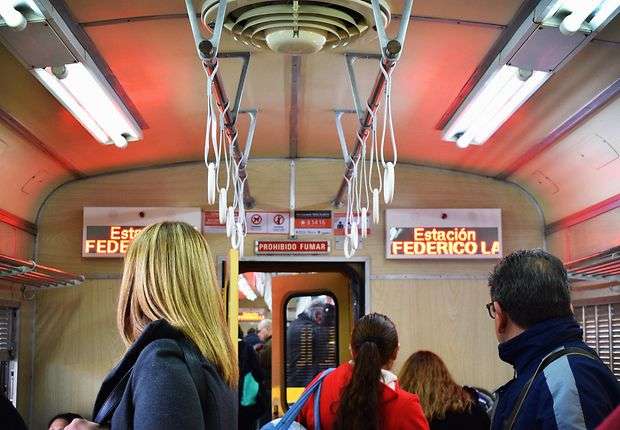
[512,97,620,223]
[65,0,202,23]
[298,19,502,161]
[0,123,72,221]
[391,0,522,25]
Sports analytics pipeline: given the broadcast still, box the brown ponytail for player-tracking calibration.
[334,313,399,430]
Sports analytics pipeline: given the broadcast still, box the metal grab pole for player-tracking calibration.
[333,58,396,207]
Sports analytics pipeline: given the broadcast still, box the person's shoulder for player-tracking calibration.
[134,338,187,375]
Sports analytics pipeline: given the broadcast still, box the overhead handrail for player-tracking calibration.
[333,0,413,209]
[184,0,256,209]
[0,254,84,288]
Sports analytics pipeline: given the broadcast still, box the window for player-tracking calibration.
[0,306,18,404]
[574,302,620,379]
[284,294,338,404]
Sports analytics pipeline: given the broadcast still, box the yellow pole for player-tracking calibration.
[228,248,239,356]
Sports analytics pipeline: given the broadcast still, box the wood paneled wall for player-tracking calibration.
[32,160,543,427]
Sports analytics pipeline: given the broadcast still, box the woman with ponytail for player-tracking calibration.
[298,313,429,430]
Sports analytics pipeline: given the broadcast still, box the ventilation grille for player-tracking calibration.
[201,0,390,52]
[566,246,620,282]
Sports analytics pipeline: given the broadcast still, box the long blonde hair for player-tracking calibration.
[399,351,472,421]
[117,221,237,387]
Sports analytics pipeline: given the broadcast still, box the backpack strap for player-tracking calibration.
[94,369,133,424]
[504,346,600,430]
[177,338,209,420]
[275,368,335,430]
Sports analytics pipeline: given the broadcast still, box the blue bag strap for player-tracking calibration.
[275,368,335,430]
[313,373,325,430]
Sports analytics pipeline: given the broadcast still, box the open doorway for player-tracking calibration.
[221,257,369,421]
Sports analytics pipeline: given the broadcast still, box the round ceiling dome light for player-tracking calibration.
[265,28,326,54]
[201,0,391,54]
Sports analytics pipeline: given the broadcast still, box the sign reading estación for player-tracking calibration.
[83,207,202,258]
[385,209,502,259]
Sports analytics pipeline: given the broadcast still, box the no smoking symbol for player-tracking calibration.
[273,214,285,225]
[251,214,263,225]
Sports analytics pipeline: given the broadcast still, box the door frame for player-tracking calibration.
[218,255,372,313]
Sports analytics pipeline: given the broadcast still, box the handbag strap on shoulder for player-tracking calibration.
[94,338,209,425]
[275,368,336,430]
[94,369,133,424]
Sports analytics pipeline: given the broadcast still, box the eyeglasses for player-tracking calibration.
[486,301,497,319]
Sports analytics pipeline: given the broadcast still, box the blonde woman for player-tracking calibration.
[66,222,237,430]
[399,351,489,430]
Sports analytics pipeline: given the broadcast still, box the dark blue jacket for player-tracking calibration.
[92,319,237,429]
[491,317,620,430]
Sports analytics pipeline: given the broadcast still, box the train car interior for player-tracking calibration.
[0,0,619,428]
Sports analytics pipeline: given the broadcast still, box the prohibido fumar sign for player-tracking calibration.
[385,209,502,259]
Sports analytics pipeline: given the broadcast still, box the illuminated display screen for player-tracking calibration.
[83,225,144,257]
[389,226,501,258]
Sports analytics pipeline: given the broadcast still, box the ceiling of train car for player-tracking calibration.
[0,0,619,227]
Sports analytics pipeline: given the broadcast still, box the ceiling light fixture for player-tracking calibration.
[0,0,43,30]
[441,0,620,149]
[33,64,140,148]
[543,0,620,35]
[0,0,143,148]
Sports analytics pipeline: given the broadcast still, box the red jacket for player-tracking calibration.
[298,363,429,430]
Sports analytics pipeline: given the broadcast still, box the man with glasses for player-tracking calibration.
[487,249,619,430]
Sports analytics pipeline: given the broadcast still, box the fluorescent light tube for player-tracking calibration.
[0,1,26,30]
[445,66,550,148]
[34,67,110,143]
[33,63,141,148]
[589,0,620,30]
[544,0,620,34]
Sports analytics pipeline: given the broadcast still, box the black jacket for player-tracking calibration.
[429,388,490,430]
[92,319,237,429]
[238,338,267,430]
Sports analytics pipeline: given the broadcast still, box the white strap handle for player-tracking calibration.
[231,221,244,251]
[361,207,368,238]
[383,162,395,204]
[218,188,227,224]
[344,236,355,258]
[207,162,217,204]
[350,220,359,249]
[372,189,380,224]
[226,206,235,238]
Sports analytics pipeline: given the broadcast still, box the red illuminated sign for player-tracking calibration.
[255,240,330,255]
[83,226,144,257]
[389,227,500,257]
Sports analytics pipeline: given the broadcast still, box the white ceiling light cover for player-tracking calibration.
[201,0,391,54]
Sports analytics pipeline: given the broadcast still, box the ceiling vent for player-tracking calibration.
[201,0,391,55]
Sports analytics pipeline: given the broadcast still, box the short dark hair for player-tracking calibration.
[48,412,83,428]
[488,249,572,328]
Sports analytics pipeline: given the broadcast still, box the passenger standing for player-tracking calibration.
[298,313,429,430]
[239,327,267,430]
[257,318,273,425]
[488,249,620,430]
[244,327,262,350]
[65,222,238,430]
[399,351,489,430]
